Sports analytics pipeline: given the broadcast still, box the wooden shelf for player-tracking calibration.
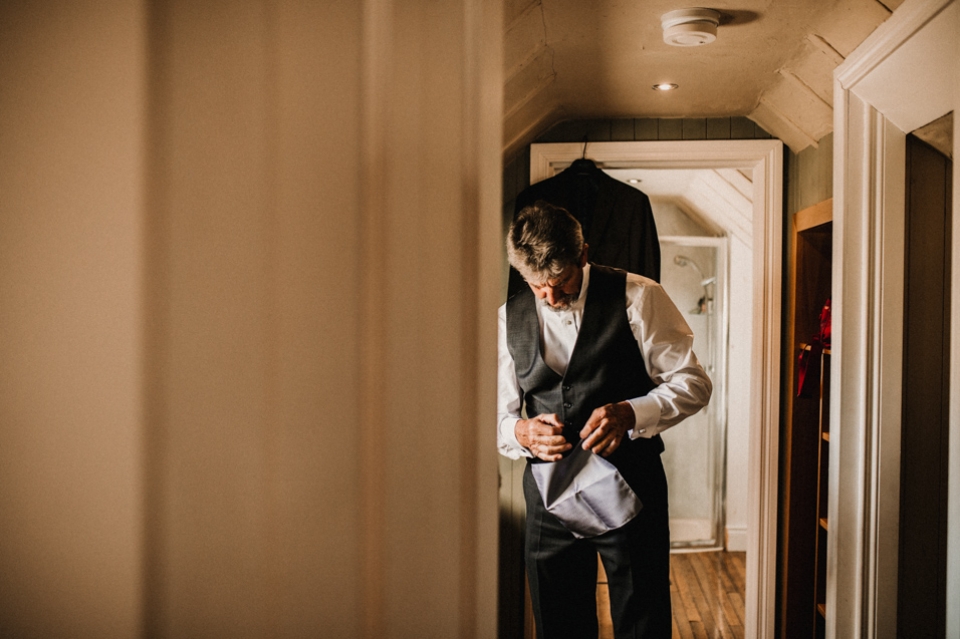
[799,343,832,355]
[795,198,833,232]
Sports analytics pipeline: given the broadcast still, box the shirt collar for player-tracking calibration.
[575,263,591,307]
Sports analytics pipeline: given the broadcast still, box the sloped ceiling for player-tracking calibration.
[504,0,901,155]
[606,168,754,245]
[912,111,954,159]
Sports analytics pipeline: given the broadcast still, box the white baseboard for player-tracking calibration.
[670,520,748,552]
[725,525,747,551]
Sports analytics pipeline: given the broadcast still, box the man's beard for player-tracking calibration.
[540,294,576,313]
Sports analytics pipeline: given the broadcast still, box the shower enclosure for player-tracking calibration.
[659,238,727,550]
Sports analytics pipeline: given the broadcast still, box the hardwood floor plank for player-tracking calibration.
[684,554,723,632]
[703,555,742,630]
[689,619,709,639]
[712,556,742,637]
[728,592,745,627]
[595,552,745,639]
[674,554,705,623]
[597,583,614,637]
[714,552,740,596]
[729,552,747,587]
[670,562,696,639]
[674,552,745,639]
[720,591,741,629]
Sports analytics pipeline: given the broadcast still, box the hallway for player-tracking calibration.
[2,1,959,637]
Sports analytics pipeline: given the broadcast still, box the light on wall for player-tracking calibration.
[661,8,721,46]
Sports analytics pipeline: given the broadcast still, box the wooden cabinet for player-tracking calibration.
[812,347,830,638]
[779,199,832,639]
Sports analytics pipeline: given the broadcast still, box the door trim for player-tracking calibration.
[832,0,959,636]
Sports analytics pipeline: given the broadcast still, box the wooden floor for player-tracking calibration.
[597,551,747,639]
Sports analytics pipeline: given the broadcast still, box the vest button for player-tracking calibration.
[562,385,571,391]
[563,402,572,409]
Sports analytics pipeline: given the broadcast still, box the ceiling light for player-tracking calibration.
[653,83,679,91]
[628,179,642,184]
[661,8,720,47]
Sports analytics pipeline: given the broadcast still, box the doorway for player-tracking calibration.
[898,126,953,638]
[501,139,783,637]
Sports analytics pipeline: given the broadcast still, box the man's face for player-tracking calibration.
[526,248,587,312]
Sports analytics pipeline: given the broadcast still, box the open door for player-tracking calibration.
[898,126,953,638]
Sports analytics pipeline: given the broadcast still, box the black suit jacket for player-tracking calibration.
[510,159,661,295]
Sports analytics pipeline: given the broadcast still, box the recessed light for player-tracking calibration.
[628,178,642,184]
[653,83,679,91]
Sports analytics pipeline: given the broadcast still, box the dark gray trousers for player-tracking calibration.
[523,450,672,639]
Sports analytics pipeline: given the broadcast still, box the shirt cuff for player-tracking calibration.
[627,396,661,439]
[499,416,534,457]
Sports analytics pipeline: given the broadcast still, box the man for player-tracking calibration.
[498,201,712,638]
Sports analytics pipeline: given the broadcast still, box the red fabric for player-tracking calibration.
[819,298,831,347]
[797,299,831,398]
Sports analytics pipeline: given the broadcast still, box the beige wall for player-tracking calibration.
[1,1,502,637]
[0,2,146,636]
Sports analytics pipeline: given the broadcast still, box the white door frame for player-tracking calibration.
[530,139,783,639]
[831,0,959,637]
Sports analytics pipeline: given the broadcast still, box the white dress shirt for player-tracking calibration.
[497,263,713,459]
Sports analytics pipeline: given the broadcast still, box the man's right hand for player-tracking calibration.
[515,414,572,461]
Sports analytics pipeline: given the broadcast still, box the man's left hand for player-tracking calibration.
[579,401,635,457]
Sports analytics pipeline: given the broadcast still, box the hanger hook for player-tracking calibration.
[581,135,588,159]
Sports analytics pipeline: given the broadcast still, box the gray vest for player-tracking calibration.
[506,264,664,465]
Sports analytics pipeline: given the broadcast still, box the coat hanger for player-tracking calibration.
[570,135,599,174]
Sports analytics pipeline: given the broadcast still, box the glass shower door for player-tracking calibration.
[658,239,727,549]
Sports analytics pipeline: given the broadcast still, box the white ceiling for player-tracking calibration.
[605,167,753,245]
[504,0,901,155]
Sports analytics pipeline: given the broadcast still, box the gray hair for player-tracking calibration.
[507,201,584,281]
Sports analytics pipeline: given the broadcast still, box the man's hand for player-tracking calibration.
[580,402,635,457]
[516,414,572,461]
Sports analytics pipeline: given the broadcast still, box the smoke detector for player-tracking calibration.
[661,8,721,46]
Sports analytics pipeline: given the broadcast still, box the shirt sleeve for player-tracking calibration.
[497,304,534,459]
[623,274,713,439]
